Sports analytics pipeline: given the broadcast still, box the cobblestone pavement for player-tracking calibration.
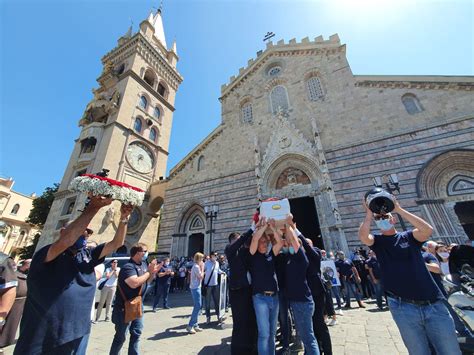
[3,292,407,355]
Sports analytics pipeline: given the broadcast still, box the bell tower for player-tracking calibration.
[38,9,183,251]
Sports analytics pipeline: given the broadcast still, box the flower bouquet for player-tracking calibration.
[69,174,145,206]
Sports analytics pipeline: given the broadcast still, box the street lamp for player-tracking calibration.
[372,173,407,231]
[204,205,219,253]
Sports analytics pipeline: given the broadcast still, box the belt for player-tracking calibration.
[386,292,436,306]
[261,291,275,296]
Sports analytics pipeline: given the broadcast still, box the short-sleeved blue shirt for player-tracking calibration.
[335,259,355,278]
[366,257,382,280]
[284,248,312,302]
[115,259,148,308]
[370,230,443,302]
[157,265,172,285]
[249,250,278,295]
[14,243,105,353]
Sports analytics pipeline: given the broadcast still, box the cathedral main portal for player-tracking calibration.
[289,197,323,249]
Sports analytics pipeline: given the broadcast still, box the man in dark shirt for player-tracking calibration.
[334,252,365,308]
[359,198,460,355]
[225,228,257,355]
[14,196,133,355]
[366,250,385,310]
[152,257,174,311]
[110,243,160,355]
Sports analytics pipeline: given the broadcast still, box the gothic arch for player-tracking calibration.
[174,202,206,235]
[415,149,474,242]
[416,149,474,199]
[262,153,321,198]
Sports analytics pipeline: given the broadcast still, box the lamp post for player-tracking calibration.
[372,173,407,231]
[204,205,219,253]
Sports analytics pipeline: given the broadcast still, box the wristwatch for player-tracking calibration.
[120,218,129,224]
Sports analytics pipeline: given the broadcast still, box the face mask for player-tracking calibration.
[438,252,449,258]
[142,251,149,261]
[73,235,87,250]
[289,246,295,255]
[375,219,393,231]
[281,247,289,254]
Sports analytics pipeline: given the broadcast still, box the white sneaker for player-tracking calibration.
[336,309,344,316]
[218,316,227,323]
[194,326,203,332]
[186,326,196,334]
[328,319,337,326]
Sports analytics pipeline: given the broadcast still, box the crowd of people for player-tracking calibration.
[0,193,472,355]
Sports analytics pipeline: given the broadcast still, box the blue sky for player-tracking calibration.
[1,0,473,196]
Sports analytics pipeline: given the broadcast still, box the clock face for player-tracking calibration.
[126,142,155,173]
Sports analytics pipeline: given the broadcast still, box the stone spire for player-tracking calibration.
[171,38,177,55]
[151,8,167,48]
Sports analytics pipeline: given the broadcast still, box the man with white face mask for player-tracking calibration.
[359,198,461,355]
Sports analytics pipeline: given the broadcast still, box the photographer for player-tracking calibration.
[14,196,132,355]
[359,197,461,355]
[152,257,174,311]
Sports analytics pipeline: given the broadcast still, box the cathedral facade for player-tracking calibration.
[157,35,474,256]
[38,10,182,251]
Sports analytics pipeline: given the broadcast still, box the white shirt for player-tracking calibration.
[204,259,220,287]
[104,267,120,287]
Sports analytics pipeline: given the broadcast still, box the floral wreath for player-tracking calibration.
[69,174,145,206]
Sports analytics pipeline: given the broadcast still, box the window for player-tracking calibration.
[62,197,76,216]
[241,102,253,124]
[157,83,166,97]
[10,204,20,215]
[76,169,87,177]
[139,95,148,109]
[144,69,156,87]
[402,94,423,114]
[307,76,324,101]
[80,137,97,154]
[268,66,282,77]
[270,85,289,114]
[154,107,161,120]
[197,156,204,171]
[134,118,143,133]
[149,128,157,142]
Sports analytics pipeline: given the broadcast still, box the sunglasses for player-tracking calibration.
[374,214,391,221]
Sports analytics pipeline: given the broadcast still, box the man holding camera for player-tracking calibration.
[359,197,461,355]
[14,196,133,355]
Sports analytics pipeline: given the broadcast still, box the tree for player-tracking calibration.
[16,184,59,259]
[26,183,59,227]
[17,233,41,260]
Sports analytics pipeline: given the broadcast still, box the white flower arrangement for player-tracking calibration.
[69,175,145,206]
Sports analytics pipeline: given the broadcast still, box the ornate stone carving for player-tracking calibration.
[276,167,310,189]
[79,89,121,126]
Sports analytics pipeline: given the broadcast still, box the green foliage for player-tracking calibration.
[26,183,59,227]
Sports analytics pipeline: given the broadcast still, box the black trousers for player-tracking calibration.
[229,286,258,355]
[312,290,333,355]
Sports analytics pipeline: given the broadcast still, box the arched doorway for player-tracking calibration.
[261,154,347,252]
[416,149,474,243]
[172,203,208,257]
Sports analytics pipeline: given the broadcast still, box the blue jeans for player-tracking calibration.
[290,300,319,355]
[189,288,202,328]
[253,293,279,355]
[343,280,361,304]
[387,297,461,355]
[373,281,384,309]
[278,293,291,349]
[153,282,170,309]
[109,307,144,355]
[331,286,342,309]
[205,285,220,319]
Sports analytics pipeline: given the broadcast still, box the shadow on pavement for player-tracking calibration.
[197,336,231,355]
[147,324,189,341]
